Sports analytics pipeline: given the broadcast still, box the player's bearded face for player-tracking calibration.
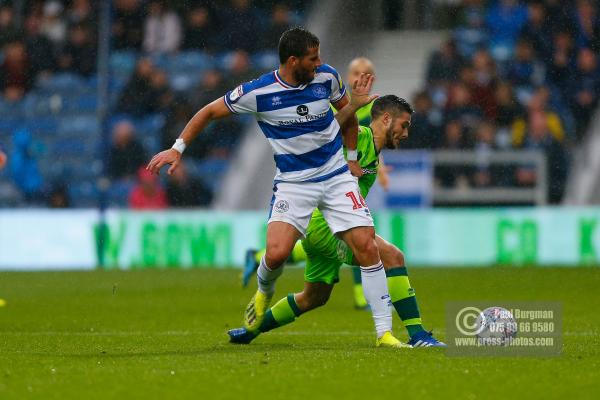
[385,113,411,149]
[294,47,320,84]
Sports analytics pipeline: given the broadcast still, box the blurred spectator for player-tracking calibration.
[465,50,497,119]
[520,1,553,63]
[187,69,240,158]
[148,69,175,113]
[117,59,172,115]
[162,98,193,150]
[568,47,600,137]
[0,6,20,48]
[166,163,212,207]
[0,147,6,170]
[182,6,216,51]
[107,121,147,180]
[515,112,568,203]
[426,40,464,85]
[41,1,67,46]
[444,83,482,132]
[403,91,440,149]
[486,0,528,61]
[545,0,573,33]
[548,31,577,94]
[67,0,96,28]
[513,87,565,147]
[435,120,472,187]
[113,0,144,50]
[129,166,168,209]
[0,40,33,101]
[453,0,487,58]
[117,58,155,115]
[506,39,545,92]
[261,3,292,50]
[225,50,259,87]
[9,128,43,202]
[58,23,97,76]
[221,0,262,53]
[143,0,182,54]
[190,69,229,110]
[494,81,523,130]
[572,0,599,49]
[24,14,56,77]
[47,184,71,208]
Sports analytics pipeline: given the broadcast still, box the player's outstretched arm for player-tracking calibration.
[334,95,362,177]
[333,73,377,178]
[146,98,232,175]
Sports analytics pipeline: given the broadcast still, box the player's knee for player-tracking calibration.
[307,290,330,309]
[388,247,405,267]
[265,243,290,267]
[296,290,330,311]
[354,236,379,261]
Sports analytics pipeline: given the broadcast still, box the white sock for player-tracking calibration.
[256,256,283,296]
[360,262,393,338]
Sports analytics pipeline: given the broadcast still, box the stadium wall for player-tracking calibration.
[2,208,600,270]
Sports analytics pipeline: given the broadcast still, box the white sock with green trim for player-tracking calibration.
[256,256,283,295]
[360,261,393,337]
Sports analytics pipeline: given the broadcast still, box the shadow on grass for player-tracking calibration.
[8,341,370,359]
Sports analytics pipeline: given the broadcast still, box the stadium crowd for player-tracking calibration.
[0,0,307,208]
[406,0,600,203]
[1,0,599,207]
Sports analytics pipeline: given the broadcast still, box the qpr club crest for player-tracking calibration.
[274,200,289,213]
[296,105,309,116]
[312,85,327,99]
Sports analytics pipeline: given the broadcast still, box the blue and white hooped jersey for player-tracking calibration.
[223,64,348,183]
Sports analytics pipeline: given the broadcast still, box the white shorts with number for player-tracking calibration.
[268,170,374,236]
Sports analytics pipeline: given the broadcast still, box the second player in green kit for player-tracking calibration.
[230,89,446,347]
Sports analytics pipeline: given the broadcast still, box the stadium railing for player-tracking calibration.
[431,150,548,206]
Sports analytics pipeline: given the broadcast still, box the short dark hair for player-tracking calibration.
[278,27,320,64]
[371,95,414,120]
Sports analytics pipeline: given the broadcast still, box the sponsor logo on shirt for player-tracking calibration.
[296,105,309,116]
[276,110,329,126]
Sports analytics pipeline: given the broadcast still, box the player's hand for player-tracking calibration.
[350,73,378,109]
[146,148,181,175]
[377,165,393,191]
[348,160,363,178]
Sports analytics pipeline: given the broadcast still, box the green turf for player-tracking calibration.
[1,267,599,399]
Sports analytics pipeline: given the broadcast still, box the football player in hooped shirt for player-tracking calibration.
[147,28,403,347]
[230,89,446,347]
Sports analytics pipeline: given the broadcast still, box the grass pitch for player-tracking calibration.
[1,267,599,399]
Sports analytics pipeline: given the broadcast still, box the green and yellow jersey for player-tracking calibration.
[355,102,374,126]
[344,125,379,198]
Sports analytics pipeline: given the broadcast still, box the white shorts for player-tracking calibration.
[268,171,374,236]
